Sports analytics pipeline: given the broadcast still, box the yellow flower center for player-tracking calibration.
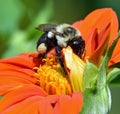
[33,55,72,95]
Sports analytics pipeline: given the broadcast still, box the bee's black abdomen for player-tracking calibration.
[68,37,85,57]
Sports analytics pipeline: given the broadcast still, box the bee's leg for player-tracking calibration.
[37,43,47,58]
[55,46,68,75]
[55,46,64,67]
[37,53,46,58]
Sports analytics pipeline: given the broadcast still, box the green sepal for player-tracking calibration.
[81,31,120,114]
[80,85,111,114]
[83,61,98,90]
[82,60,111,114]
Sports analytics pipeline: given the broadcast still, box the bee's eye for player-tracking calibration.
[66,27,74,34]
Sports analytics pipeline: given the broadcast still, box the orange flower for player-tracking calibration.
[73,8,120,66]
[0,52,83,114]
[0,8,119,114]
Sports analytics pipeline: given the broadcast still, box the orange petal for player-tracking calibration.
[0,70,36,85]
[0,52,41,69]
[72,20,83,30]
[73,8,118,42]
[38,96,57,114]
[3,96,43,114]
[89,23,110,65]
[109,38,120,65]
[0,84,22,95]
[0,63,35,76]
[0,53,42,94]
[54,92,83,114]
[0,85,47,113]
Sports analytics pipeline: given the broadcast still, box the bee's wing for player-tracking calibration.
[36,24,57,32]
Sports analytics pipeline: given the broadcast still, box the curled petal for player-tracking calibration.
[62,46,85,91]
[73,8,119,65]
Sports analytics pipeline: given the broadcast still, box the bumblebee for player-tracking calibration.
[36,24,85,67]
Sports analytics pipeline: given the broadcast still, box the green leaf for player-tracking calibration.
[80,86,111,114]
[83,61,98,90]
[107,68,120,83]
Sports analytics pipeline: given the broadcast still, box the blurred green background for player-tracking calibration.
[0,0,120,114]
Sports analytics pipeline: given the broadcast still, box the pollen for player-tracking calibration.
[33,55,72,95]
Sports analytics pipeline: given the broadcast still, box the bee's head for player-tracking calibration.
[55,24,82,47]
